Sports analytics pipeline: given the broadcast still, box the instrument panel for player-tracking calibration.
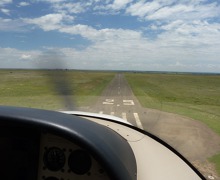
[0,106,137,180]
[0,128,110,180]
[38,133,110,180]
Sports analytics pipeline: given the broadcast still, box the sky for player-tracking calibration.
[0,0,220,72]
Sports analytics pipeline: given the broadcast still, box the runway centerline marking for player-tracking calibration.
[134,113,143,129]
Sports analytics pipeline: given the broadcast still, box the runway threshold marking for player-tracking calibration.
[122,112,127,121]
[134,113,144,129]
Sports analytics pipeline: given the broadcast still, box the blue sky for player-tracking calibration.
[0,0,220,72]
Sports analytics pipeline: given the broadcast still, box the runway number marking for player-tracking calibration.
[103,99,134,106]
[103,99,114,105]
[123,100,134,105]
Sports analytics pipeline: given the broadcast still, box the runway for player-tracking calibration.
[89,73,150,129]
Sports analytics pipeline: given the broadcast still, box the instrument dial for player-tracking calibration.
[43,147,65,171]
[68,149,92,175]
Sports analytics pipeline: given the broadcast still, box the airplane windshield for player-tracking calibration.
[0,0,220,179]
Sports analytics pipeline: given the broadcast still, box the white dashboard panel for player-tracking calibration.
[86,117,202,180]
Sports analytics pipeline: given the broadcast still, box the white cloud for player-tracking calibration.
[147,4,192,20]
[0,8,10,15]
[0,18,26,31]
[59,24,98,40]
[20,54,32,60]
[23,13,142,42]
[107,0,133,11]
[159,20,220,46]
[148,3,219,21]
[52,2,87,14]
[59,24,142,42]
[0,48,40,68]
[93,0,133,13]
[160,20,184,31]
[0,0,12,6]
[126,1,161,18]
[1,30,220,72]
[39,0,66,3]
[43,0,100,15]
[24,14,61,31]
[52,32,220,72]
[52,20,220,71]
[18,2,30,7]
[24,14,74,31]
[126,1,220,22]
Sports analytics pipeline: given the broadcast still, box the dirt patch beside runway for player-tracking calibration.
[142,108,220,179]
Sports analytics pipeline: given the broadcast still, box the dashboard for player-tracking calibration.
[0,106,137,180]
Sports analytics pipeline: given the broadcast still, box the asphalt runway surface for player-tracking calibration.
[90,73,146,129]
[83,73,220,179]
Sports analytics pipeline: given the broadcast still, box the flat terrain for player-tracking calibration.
[0,70,114,109]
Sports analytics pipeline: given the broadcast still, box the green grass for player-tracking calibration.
[209,153,220,175]
[0,70,114,109]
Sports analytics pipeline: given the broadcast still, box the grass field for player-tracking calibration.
[125,72,220,175]
[0,70,114,110]
[126,73,220,135]
[210,154,220,176]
